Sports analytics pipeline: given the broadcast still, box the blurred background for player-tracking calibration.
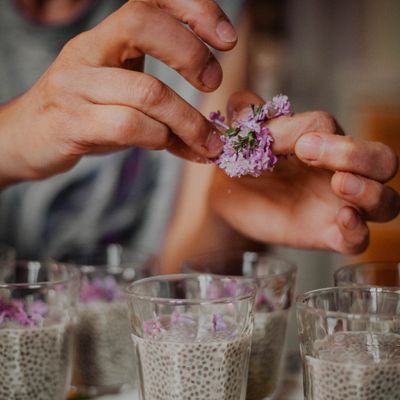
[246,0,400,355]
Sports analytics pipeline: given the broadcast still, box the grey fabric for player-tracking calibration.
[0,0,245,260]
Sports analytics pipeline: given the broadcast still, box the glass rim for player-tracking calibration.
[296,286,400,320]
[335,260,400,274]
[334,261,400,288]
[0,260,80,289]
[183,251,297,280]
[125,273,257,305]
[51,249,153,272]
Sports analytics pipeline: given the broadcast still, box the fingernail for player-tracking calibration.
[342,209,359,230]
[216,20,237,43]
[341,173,363,195]
[296,135,323,161]
[201,60,222,89]
[206,130,223,155]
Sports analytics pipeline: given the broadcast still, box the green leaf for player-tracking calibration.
[225,127,240,137]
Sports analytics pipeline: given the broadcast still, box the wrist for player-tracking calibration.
[0,97,41,188]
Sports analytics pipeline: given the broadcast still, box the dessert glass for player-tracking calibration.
[0,260,78,400]
[65,246,154,397]
[126,274,256,400]
[183,252,296,400]
[335,261,400,288]
[297,287,400,400]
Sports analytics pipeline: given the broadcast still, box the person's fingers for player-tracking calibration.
[295,133,398,183]
[336,206,370,254]
[137,0,237,50]
[70,1,223,91]
[227,91,343,148]
[227,90,264,122]
[71,104,173,151]
[266,112,342,153]
[228,91,397,183]
[323,206,369,254]
[75,67,222,158]
[167,136,210,163]
[331,172,400,222]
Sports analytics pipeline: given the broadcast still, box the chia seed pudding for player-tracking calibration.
[74,300,135,388]
[0,320,72,400]
[133,314,252,400]
[305,331,400,400]
[246,310,288,400]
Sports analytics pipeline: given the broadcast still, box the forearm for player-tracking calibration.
[161,174,263,274]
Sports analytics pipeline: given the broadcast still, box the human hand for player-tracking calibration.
[0,0,235,185]
[210,91,400,254]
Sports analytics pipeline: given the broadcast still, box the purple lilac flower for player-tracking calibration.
[0,298,48,327]
[256,293,275,312]
[211,313,227,333]
[209,95,291,178]
[79,276,122,303]
[143,317,164,336]
[209,110,230,131]
[171,309,195,326]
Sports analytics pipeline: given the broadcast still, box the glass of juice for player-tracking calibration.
[0,260,78,400]
[64,246,154,397]
[126,274,256,400]
[297,286,400,400]
[183,251,297,400]
[335,261,400,288]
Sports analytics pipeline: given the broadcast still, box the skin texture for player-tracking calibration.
[208,91,399,256]
[0,0,237,186]
[161,94,400,274]
[2,1,399,268]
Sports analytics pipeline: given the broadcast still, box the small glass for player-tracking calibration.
[183,252,296,400]
[297,287,400,400]
[65,246,154,397]
[0,244,16,280]
[335,261,400,288]
[126,274,256,400]
[0,260,78,399]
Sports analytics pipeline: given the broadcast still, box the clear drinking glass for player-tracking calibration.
[126,274,256,400]
[335,261,400,288]
[0,260,78,400]
[183,251,297,400]
[65,246,154,397]
[297,287,400,400]
[0,244,16,280]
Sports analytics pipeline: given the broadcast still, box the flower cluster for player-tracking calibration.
[79,276,122,303]
[0,298,48,327]
[210,95,291,178]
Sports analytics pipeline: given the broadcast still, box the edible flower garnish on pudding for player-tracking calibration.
[79,276,122,303]
[0,298,48,327]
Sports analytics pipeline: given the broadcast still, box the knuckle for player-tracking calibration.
[146,126,171,150]
[45,68,70,93]
[149,132,171,151]
[137,76,169,109]
[119,1,150,32]
[380,143,398,181]
[341,136,357,166]
[114,112,137,145]
[314,111,337,133]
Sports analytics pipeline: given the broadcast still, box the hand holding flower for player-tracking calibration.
[208,90,399,254]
